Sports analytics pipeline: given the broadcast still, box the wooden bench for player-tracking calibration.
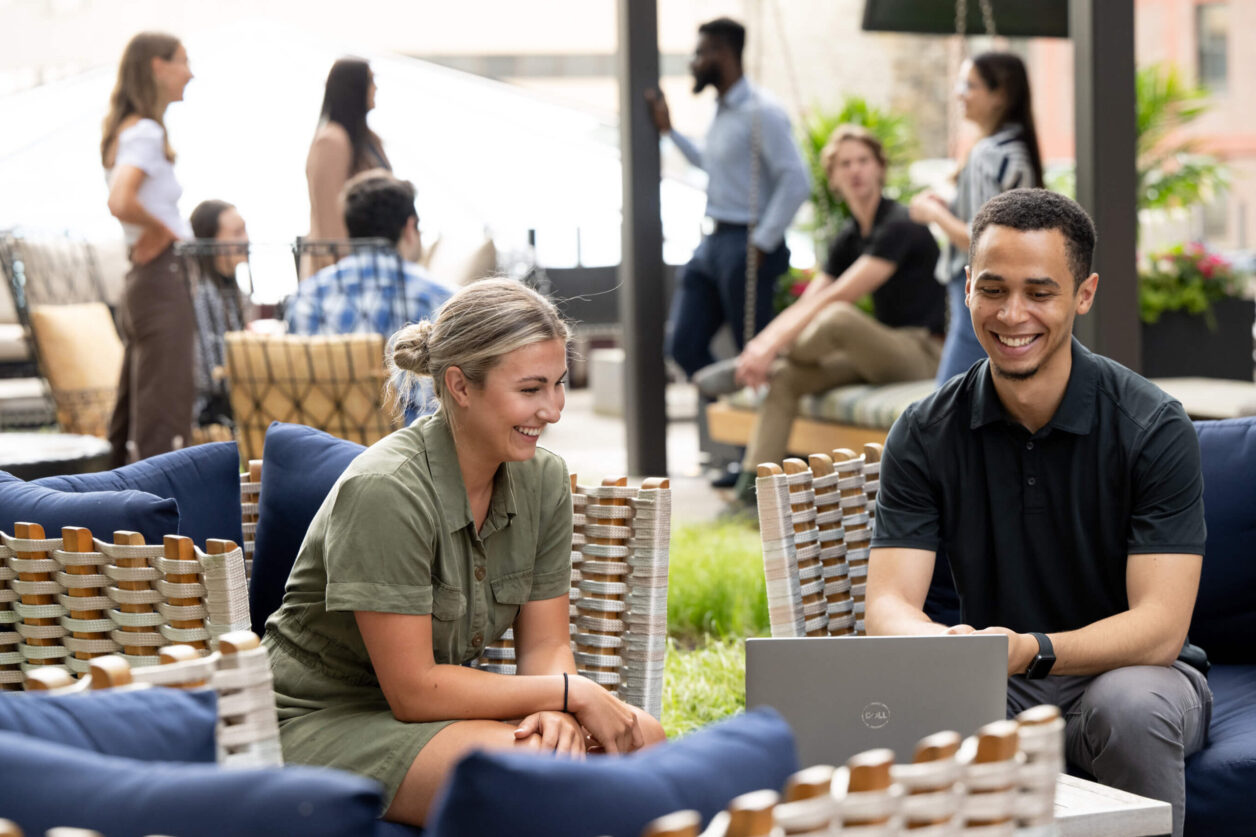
[709,376,1256,457]
[707,380,936,457]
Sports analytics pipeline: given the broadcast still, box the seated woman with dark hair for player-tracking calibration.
[187,199,249,429]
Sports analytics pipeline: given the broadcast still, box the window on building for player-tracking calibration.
[1197,3,1228,94]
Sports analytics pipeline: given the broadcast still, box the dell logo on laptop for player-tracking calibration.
[861,701,891,729]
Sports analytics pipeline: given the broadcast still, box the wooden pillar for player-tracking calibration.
[617,0,668,476]
[1071,0,1140,370]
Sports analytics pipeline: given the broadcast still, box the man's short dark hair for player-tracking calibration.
[342,170,417,244]
[698,17,745,63]
[970,188,1096,289]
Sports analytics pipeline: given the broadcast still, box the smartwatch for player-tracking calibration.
[1024,632,1056,680]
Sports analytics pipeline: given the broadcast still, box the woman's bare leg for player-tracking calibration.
[384,719,539,826]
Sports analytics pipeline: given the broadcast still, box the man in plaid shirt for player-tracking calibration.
[286,170,453,338]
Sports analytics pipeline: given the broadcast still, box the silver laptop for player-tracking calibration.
[745,635,1008,766]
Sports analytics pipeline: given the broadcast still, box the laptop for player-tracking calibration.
[745,635,1008,766]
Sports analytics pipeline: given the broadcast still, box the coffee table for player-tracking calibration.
[0,432,111,480]
[1055,774,1171,836]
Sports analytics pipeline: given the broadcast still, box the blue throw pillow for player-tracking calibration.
[250,423,364,634]
[426,708,798,837]
[1192,417,1256,664]
[0,729,384,837]
[0,470,178,543]
[35,441,244,548]
[0,687,217,763]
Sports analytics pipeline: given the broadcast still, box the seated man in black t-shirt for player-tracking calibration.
[866,189,1211,837]
[730,125,944,496]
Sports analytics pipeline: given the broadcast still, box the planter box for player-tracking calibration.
[1142,297,1255,381]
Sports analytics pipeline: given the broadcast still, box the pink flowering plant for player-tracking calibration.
[774,266,875,316]
[774,267,815,313]
[1139,242,1244,329]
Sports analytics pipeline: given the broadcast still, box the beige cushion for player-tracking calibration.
[421,231,498,287]
[0,281,18,325]
[29,303,123,392]
[0,323,30,363]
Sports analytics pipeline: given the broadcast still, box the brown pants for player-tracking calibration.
[107,245,195,467]
[743,302,942,469]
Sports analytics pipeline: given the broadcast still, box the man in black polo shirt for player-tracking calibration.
[867,189,1210,836]
[721,125,943,504]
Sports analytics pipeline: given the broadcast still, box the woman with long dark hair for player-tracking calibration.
[909,51,1044,385]
[102,31,195,465]
[187,199,248,429]
[304,58,390,274]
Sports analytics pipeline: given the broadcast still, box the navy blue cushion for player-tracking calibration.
[0,687,217,763]
[251,423,363,634]
[1185,663,1256,836]
[35,441,244,549]
[1191,418,1256,664]
[0,470,178,542]
[0,729,383,837]
[426,708,798,837]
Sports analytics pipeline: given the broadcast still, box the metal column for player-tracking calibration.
[617,0,669,476]
[1071,0,1141,370]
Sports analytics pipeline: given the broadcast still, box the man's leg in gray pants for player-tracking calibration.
[1007,662,1212,837]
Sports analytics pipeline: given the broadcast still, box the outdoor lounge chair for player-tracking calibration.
[0,230,122,434]
[644,705,1064,837]
[23,628,282,769]
[755,444,881,638]
[223,331,399,462]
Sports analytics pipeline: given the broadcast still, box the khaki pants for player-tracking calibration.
[107,245,195,466]
[743,302,941,469]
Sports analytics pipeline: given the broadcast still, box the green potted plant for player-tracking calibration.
[1140,242,1254,380]
[1133,63,1250,380]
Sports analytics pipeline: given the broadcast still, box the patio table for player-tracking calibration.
[0,431,110,480]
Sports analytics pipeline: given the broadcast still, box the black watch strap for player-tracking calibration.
[1024,632,1056,680]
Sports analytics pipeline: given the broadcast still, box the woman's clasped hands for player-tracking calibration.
[514,673,644,757]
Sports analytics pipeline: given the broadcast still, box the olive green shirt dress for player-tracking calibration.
[263,413,573,809]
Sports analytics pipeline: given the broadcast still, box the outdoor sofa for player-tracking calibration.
[0,426,797,837]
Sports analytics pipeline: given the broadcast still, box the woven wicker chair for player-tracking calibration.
[222,332,399,463]
[0,523,250,689]
[23,629,283,770]
[0,231,122,436]
[644,706,1064,837]
[474,474,672,720]
[755,443,881,638]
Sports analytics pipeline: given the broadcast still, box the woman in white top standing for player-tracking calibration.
[101,31,195,466]
[909,51,1043,386]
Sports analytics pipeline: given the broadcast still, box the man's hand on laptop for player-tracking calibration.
[971,626,1038,676]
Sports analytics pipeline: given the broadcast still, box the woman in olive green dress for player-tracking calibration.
[263,278,665,826]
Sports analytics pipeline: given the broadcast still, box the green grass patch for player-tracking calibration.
[662,636,746,738]
[667,519,768,644]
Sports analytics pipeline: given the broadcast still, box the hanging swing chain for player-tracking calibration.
[956,0,999,39]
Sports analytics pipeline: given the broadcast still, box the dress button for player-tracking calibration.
[471,633,483,647]
[474,566,486,582]
[1027,477,1037,486]
[1026,441,1034,451]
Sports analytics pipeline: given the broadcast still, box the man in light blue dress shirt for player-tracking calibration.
[647,17,810,379]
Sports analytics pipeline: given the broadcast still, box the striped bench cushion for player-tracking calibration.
[727,379,936,430]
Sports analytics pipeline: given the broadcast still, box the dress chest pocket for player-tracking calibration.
[490,569,534,606]
[431,580,466,621]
